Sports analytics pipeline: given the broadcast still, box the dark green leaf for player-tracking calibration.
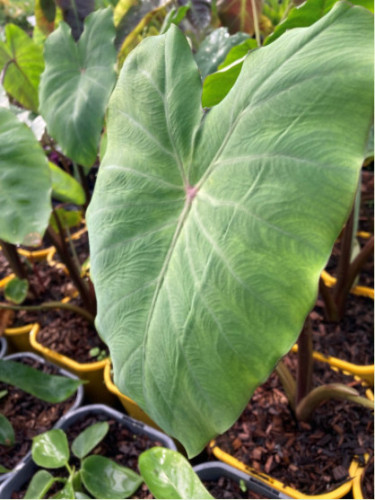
[0,413,15,446]
[25,470,56,499]
[0,465,11,473]
[32,430,70,468]
[49,208,83,233]
[52,482,75,499]
[72,422,109,459]
[139,447,213,499]
[194,28,249,79]
[81,455,143,499]
[39,8,117,170]
[0,359,82,403]
[4,277,29,304]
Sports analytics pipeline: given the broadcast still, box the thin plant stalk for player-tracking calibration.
[295,317,313,406]
[0,300,95,324]
[0,240,28,280]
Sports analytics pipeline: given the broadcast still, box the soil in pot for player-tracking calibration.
[362,453,374,499]
[1,260,77,327]
[0,250,14,281]
[212,352,374,496]
[12,411,164,499]
[36,297,108,363]
[0,356,77,472]
[203,477,265,499]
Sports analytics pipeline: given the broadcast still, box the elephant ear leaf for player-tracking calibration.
[39,8,117,171]
[0,108,51,246]
[87,4,374,457]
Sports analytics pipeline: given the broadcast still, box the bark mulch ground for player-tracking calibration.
[0,356,77,472]
[212,352,374,497]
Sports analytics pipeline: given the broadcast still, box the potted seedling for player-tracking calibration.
[0,352,83,482]
[86,0,373,495]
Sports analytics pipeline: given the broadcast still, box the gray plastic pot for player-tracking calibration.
[0,352,84,484]
[193,461,292,499]
[0,403,177,498]
[0,337,7,359]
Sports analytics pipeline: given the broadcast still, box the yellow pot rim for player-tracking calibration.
[104,359,134,402]
[4,323,35,335]
[0,274,15,289]
[209,441,358,499]
[30,323,108,372]
[17,247,54,260]
[320,270,374,300]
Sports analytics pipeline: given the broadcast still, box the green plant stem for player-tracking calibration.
[77,163,91,209]
[296,383,374,421]
[296,317,313,406]
[0,240,28,280]
[275,359,296,411]
[250,0,261,46]
[0,301,95,324]
[47,209,96,316]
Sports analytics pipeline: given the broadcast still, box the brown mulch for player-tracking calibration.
[0,356,77,472]
[36,299,108,363]
[213,353,374,496]
[203,477,265,499]
[0,250,13,281]
[12,411,163,499]
[363,454,374,499]
[310,295,374,365]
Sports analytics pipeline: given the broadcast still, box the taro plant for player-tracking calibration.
[0,358,82,474]
[87,0,373,457]
[26,429,212,499]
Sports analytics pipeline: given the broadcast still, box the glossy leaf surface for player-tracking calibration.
[139,447,213,499]
[49,162,86,205]
[39,8,117,170]
[4,277,29,304]
[25,470,56,499]
[0,413,15,446]
[32,429,69,468]
[0,108,51,246]
[0,359,82,403]
[0,24,44,112]
[81,455,143,499]
[72,421,109,459]
[88,5,374,456]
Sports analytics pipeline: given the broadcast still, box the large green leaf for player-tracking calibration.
[0,108,51,246]
[39,8,117,170]
[0,24,44,112]
[139,447,213,499]
[0,359,82,403]
[87,4,374,457]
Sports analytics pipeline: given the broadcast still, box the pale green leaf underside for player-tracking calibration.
[88,3,373,457]
[39,8,117,169]
[0,108,51,245]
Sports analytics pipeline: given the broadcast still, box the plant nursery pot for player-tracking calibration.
[193,461,292,499]
[46,226,89,276]
[17,247,53,261]
[351,454,373,500]
[3,324,35,355]
[103,359,161,430]
[29,323,113,405]
[0,403,177,499]
[209,354,373,500]
[0,351,83,484]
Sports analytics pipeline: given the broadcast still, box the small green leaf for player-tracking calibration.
[52,482,75,499]
[139,447,213,499]
[25,470,56,499]
[160,3,191,34]
[0,413,15,446]
[72,422,109,459]
[32,429,70,468]
[239,479,247,492]
[0,390,8,399]
[0,24,44,112]
[0,359,82,403]
[81,455,143,499]
[0,465,11,473]
[4,277,29,304]
[49,208,83,233]
[49,162,86,205]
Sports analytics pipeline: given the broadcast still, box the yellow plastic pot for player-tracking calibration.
[47,227,88,275]
[352,454,370,500]
[320,270,374,300]
[0,274,15,289]
[17,246,54,261]
[104,360,160,429]
[3,324,35,353]
[29,323,114,405]
[209,440,360,499]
